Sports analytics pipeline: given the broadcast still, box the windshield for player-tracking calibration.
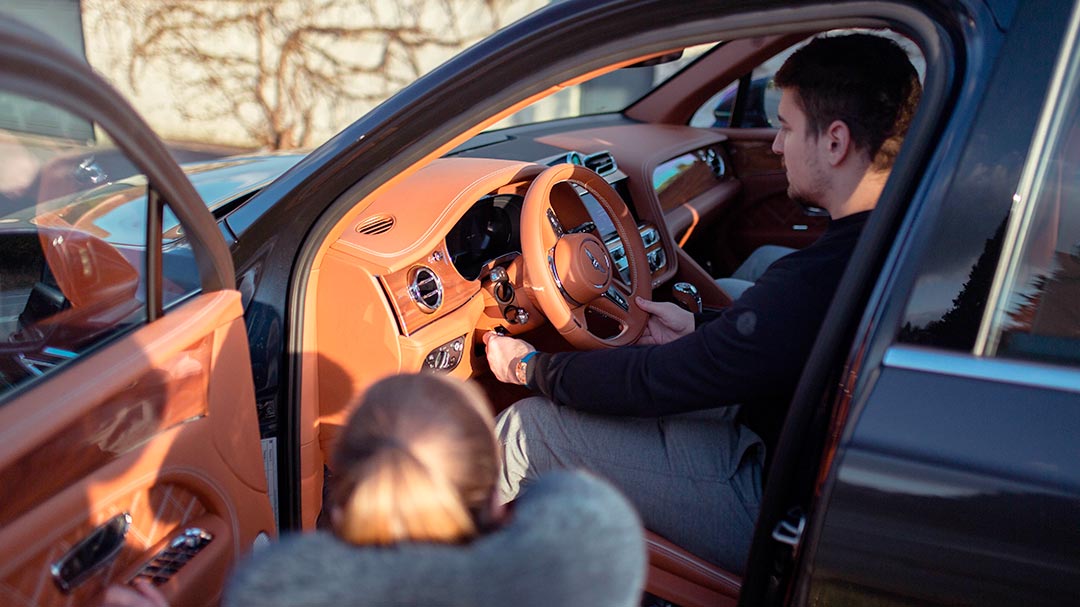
[486,42,718,131]
[17,153,305,246]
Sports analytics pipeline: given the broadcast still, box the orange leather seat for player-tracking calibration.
[645,530,741,607]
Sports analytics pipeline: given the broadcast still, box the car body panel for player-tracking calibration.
[792,0,1079,605]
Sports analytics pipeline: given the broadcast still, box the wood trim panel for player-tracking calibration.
[0,336,212,527]
[379,243,480,336]
[721,130,784,178]
[656,155,726,213]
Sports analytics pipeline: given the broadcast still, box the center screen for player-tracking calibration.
[578,178,634,239]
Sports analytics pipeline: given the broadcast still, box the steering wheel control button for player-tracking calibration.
[647,249,666,273]
[546,208,565,236]
[424,335,466,371]
[568,221,597,234]
[605,286,629,311]
[641,226,660,247]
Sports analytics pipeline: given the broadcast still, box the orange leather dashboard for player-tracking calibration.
[313,158,546,469]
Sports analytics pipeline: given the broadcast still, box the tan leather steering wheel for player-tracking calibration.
[521,164,651,349]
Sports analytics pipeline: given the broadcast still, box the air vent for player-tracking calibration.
[356,215,396,235]
[584,151,617,176]
[408,266,443,313]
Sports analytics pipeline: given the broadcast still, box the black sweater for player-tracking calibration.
[527,211,869,453]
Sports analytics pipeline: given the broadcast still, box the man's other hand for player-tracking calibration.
[483,331,536,385]
[636,298,694,345]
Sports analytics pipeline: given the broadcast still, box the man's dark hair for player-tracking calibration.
[774,33,921,170]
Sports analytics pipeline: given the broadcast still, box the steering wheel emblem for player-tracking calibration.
[585,247,605,273]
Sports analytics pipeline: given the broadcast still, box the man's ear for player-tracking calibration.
[822,119,852,166]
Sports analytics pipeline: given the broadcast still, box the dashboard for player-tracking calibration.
[443,151,670,289]
[445,193,522,281]
[319,123,739,383]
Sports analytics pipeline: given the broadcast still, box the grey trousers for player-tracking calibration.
[716,244,795,300]
[495,398,765,574]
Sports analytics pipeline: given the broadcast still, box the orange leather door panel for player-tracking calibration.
[712,129,829,273]
[0,291,274,607]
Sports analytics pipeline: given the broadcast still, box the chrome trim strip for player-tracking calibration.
[548,248,583,306]
[974,0,1080,355]
[883,345,1080,395]
[546,208,565,237]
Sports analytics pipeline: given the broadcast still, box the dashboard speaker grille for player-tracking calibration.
[356,215,396,235]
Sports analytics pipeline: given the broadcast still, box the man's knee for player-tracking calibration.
[495,396,558,502]
[495,396,555,444]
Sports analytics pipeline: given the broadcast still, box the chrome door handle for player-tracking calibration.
[51,512,131,593]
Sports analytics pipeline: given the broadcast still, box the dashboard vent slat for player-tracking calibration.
[583,150,617,174]
[356,215,396,235]
[584,152,617,176]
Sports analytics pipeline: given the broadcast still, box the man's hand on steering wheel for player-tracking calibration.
[483,331,536,385]
[636,298,695,345]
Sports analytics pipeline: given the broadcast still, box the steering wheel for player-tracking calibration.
[520,164,651,349]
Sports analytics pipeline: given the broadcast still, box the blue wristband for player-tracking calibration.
[515,351,539,385]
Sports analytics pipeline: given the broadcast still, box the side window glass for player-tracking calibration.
[0,90,183,396]
[984,53,1080,365]
[688,45,795,129]
[690,31,924,129]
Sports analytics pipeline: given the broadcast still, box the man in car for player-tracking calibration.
[483,33,921,574]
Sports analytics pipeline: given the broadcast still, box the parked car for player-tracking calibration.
[2,0,1078,606]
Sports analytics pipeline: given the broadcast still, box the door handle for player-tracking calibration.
[51,512,131,593]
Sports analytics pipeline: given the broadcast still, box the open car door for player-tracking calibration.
[0,17,274,607]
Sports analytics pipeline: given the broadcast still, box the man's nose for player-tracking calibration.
[771,132,783,155]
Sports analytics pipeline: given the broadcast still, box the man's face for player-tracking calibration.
[772,89,829,209]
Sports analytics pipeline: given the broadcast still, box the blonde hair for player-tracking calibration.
[329,373,499,545]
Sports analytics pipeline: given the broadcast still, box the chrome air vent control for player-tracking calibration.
[408,266,443,312]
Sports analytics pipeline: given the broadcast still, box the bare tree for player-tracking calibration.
[84,0,541,149]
